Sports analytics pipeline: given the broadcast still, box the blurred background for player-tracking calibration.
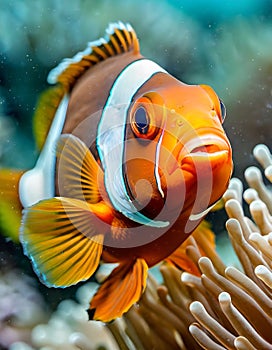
[0,0,272,347]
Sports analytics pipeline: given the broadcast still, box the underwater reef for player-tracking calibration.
[0,258,48,349]
[6,143,272,350]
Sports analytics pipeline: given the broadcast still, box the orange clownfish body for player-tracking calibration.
[0,22,232,322]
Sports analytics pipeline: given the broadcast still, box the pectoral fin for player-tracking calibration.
[88,258,148,322]
[20,197,114,287]
[57,134,103,203]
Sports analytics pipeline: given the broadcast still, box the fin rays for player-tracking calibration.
[21,197,106,287]
[89,258,148,322]
[42,236,101,283]
[48,22,139,89]
[57,134,102,203]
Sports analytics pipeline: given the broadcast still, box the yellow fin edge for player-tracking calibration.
[33,84,66,150]
[0,169,24,242]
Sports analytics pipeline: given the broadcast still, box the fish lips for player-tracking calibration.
[163,131,232,216]
[167,131,232,176]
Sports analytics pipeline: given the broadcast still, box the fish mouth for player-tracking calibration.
[168,132,231,175]
[181,142,229,162]
[186,143,226,156]
[162,130,232,227]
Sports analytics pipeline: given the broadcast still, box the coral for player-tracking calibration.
[0,263,47,349]
[10,282,118,350]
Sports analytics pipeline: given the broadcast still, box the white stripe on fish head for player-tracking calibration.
[97,59,169,228]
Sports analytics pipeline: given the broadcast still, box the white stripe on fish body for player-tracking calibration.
[97,59,169,228]
[19,95,69,208]
[154,121,166,199]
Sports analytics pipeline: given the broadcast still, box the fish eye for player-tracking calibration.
[130,94,161,139]
[134,107,149,134]
[219,99,226,122]
[131,105,150,138]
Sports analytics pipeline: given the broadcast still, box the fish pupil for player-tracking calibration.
[134,107,149,134]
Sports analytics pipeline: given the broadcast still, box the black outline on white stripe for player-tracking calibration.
[96,59,169,227]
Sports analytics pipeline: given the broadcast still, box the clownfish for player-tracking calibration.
[0,22,232,322]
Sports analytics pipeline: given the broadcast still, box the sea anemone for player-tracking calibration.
[107,144,272,350]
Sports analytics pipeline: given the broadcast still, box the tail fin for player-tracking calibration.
[0,169,24,242]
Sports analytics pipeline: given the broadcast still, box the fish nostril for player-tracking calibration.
[176,119,183,127]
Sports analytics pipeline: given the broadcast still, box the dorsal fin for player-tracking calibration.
[32,22,139,150]
[47,21,140,90]
[33,84,66,150]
